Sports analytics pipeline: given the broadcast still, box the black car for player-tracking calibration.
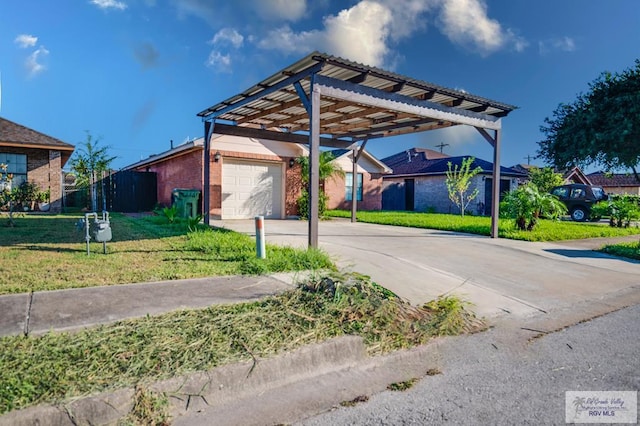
[550,184,608,221]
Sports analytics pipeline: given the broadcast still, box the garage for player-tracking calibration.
[221,159,283,219]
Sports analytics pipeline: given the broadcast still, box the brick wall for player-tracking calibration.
[324,171,383,211]
[0,146,63,212]
[385,174,510,215]
[285,162,303,216]
[134,150,204,208]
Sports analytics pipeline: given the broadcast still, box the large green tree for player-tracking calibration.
[528,166,565,193]
[538,59,640,180]
[69,132,116,211]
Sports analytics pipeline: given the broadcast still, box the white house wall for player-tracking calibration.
[210,134,305,158]
[332,155,380,174]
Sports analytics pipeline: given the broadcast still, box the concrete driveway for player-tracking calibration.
[212,219,640,319]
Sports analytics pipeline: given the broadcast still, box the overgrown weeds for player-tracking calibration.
[0,273,480,414]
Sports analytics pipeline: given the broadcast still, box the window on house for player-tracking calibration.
[0,153,27,188]
[345,172,363,201]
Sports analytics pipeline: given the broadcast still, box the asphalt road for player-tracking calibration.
[297,304,640,426]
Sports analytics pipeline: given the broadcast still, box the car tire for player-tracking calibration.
[571,207,587,222]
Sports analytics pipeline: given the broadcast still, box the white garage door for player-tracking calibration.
[222,160,283,219]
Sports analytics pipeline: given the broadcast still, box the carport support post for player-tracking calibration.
[203,121,214,225]
[350,139,367,223]
[351,148,358,222]
[490,129,501,238]
[475,127,502,238]
[308,80,320,248]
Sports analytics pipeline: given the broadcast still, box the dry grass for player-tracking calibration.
[0,273,481,414]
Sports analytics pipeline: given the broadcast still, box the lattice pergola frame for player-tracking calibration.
[198,52,516,247]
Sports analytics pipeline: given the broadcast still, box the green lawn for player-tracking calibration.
[0,213,333,295]
[600,240,640,260]
[326,210,640,242]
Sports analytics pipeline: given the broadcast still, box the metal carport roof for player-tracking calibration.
[198,52,517,247]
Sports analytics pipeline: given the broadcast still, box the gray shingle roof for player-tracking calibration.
[382,147,526,177]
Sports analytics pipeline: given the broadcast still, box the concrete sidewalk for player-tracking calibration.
[0,274,296,338]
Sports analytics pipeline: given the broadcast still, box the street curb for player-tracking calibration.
[0,335,367,426]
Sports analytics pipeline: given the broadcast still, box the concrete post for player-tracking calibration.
[255,215,266,259]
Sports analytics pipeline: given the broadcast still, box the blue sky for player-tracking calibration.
[1,0,638,171]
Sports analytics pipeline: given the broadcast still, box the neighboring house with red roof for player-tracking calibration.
[381,147,526,215]
[586,172,640,195]
[0,117,75,213]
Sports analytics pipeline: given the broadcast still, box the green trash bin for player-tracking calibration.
[172,189,201,219]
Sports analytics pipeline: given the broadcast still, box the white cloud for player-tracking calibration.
[257,26,317,55]
[257,0,525,69]
[438,0,507,55]
[171,0,219,26]
[211,28,244,48]
[26,46,49,77]
[90,0,127,10]
[539,36,576,55]
[253,0,307,21]
[259,1,395,67]
[205,50,232,72]
[323,1,394,66]
[15,34,38,48]
[379,0,438,41]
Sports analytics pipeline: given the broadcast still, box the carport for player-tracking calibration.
[198,52,516,248]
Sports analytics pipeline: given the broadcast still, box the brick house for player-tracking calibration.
[381,147,526,215]
[124,134,390,219]
[0,117,75,213]
[323,149,392,211]
[586,172,640,195]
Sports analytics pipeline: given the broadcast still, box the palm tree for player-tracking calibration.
[296,151,345,218]
[502,182,567,231]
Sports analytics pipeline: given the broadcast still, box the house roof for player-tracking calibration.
[381,147,526,178]
[122,139,204,170]
[0,116,75,166]
[562,166,592,185]
[328,148,392,174]
[587,172,640,187]
[197,52,516,146]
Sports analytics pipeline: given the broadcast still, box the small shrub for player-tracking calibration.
[296,189,328,220]
[161,205,178,223]
[187,214,203,232]
[592,196,640,228]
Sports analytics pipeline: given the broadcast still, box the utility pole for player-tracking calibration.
[523,154,534,165]
[435,142,449,153]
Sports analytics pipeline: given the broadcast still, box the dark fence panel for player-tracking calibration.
[104,171,157,212]
[382,181,406,211]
